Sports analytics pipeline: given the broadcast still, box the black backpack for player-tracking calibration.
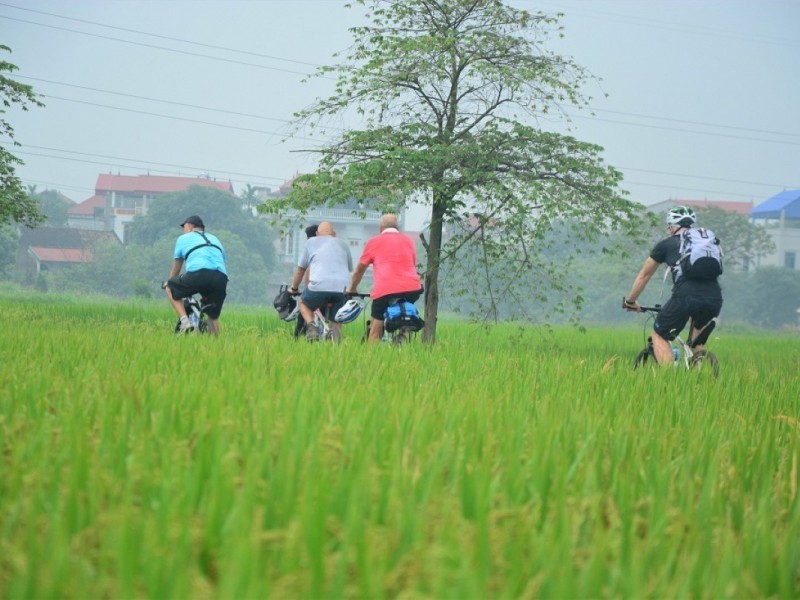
[273,284,297,320]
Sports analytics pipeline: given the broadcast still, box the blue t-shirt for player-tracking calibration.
[174,230,228,275]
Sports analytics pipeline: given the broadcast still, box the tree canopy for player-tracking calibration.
[125,185,276,302]
[34,190,72,227]
[263,0,644,342]
[0,45,45,227]
[128,185,274,266]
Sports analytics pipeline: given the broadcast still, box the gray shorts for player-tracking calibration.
[301,289,346,319]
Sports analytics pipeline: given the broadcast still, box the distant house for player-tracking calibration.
[66,194,106,231]
[647,199,754,217]
[265,177,417,285]
[17,227,120,281]
[750,189,800,270]
[67,173,234,242]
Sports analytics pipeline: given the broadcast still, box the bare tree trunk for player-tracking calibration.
[422,200,445,344]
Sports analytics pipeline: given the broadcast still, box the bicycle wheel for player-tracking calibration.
[392,327,415,345]
[324,328,342,344]
[690,350,720,378]
[633,346,654,370]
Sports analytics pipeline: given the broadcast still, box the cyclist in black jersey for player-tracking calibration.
[623,205,723,365]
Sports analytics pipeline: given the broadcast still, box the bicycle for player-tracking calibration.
[290,291,342,344]
[162,281,214,334]
[349,293,423,345]
[626,298,720,377]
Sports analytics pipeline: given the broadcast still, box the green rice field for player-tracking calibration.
[1,292,799,598]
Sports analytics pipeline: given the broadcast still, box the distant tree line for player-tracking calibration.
[1,187,277,305]
[438,205,799,330]
[2,188,798,328]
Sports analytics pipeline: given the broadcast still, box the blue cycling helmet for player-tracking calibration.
[335,298,364,323]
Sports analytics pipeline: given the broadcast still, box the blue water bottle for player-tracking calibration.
[671,345,680,363]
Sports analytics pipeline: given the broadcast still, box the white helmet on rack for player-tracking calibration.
[335,298,364,323]
[283,303,300,322]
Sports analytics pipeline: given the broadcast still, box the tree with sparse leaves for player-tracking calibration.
[1,45,45,227]
[263,0,644,342]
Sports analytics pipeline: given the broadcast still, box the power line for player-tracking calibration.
[20,75,790,142]
[568,113,800,147]
[588,106,800,140]
[9,144,792,202]
[523,0,800,48]
[12,151,289,191]
[39,94,331,143]
[19,178,95,196]
[622,179,765,201]
[4,4,794,149]
[0,14,318,77]
[13,93,796,198]
[18,75,294,126]
[15,144,289,185]
[0,1,328,68]
[619,166,788,189]
[3,2,794,203]
[17,75,348,134]
[29,90,800,151]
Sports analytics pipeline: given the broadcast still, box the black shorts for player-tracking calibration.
[653,295,722,341]
[168,269,228,318]
[371,289,423,320]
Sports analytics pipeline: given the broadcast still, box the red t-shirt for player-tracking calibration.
[359,230,421,298]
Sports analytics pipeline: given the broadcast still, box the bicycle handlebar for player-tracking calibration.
[287,289,370,299]
[638,305,661,313]
[622,296,661,313]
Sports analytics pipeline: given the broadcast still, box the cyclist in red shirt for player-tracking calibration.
[348,214,423,343]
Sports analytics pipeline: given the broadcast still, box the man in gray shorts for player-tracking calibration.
[288,221,353,341]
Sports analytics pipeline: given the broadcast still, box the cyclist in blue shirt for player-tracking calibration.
[165,215,229,335]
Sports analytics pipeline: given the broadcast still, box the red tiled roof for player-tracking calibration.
[651,199,753,216]
[678,200,753,216]
[95,174,234,195]
[68,194,104,215]
[30,247,93,263]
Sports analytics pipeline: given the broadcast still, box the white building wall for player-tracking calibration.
[754,226,800,269]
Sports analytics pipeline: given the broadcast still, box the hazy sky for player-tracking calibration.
[2,0,798,229]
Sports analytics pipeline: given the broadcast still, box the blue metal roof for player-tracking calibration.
[751,189,800,219]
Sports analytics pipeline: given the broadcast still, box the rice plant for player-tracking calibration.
[1,294,798,598]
